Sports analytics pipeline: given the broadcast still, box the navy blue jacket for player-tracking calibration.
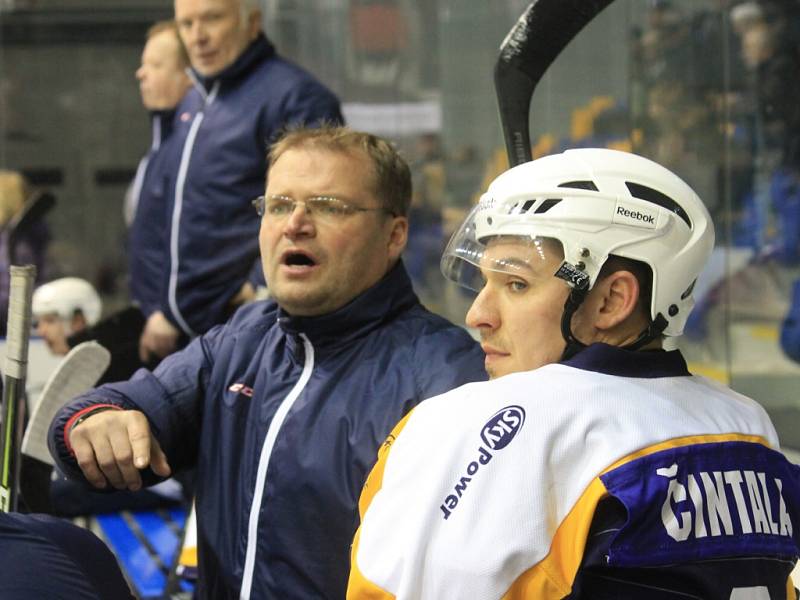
[50,262,486,599]
[128,111,180,317]
[164,34,343,335]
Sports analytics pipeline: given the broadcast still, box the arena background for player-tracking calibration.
[2,0,799,474]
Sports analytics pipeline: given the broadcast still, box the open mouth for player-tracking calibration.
[282,251,317,267]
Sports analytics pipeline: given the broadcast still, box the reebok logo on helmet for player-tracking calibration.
[613,202,657,229]
[477,195,496,212]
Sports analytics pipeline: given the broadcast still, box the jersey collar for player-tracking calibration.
[562,342,691,378]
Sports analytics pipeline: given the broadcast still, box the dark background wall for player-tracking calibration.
[1,2,172,305]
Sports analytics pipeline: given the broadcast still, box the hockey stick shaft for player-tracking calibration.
[495,0,617,167]
[0,265,36,512]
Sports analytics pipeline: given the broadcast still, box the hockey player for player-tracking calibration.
[32,277,102,356]
[348,148,800,599]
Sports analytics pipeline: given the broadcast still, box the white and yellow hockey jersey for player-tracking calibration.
[348,344,800,599]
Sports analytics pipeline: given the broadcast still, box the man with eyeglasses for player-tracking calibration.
[137,0,344,364]
[48,126,486,599]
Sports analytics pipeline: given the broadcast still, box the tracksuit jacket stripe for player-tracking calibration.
[240,333,314,599]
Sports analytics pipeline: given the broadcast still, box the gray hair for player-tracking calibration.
[239,0,261,21]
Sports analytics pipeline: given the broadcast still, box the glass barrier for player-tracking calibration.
[1,0,799,448]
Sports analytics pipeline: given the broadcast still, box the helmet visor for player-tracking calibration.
[441,205,565,292]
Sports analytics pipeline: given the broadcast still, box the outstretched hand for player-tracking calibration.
[68,409,171,491]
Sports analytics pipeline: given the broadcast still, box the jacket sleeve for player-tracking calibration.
[268,79,344,139]
[48,324,224,485]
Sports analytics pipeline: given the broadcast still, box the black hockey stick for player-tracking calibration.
[0,265,36,512]
[495,0,617,167]
[8,190,56,264]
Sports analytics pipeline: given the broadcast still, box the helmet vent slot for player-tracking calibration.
[680,279,696,300]
[534,198,562,214]
[558,180,598,191]
[625,181,692,228]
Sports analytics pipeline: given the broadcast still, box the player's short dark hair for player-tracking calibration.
[268,126,412,217]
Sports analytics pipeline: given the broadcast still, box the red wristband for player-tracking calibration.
[63,404,123,455]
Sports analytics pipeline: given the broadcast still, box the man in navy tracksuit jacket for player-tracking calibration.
[49,126,486,599]
[139,0,343,360]
[128,21,191,323]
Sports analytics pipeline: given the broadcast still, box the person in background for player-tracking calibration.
[23,276,103,515]
[348,148,800,599]
[49,126,485,599]
[138,0,344,361]
[0,170,51,335]
[61,21,191,390]
[27,276,185,516]
[125,20,191,354]
[32,277,102,357]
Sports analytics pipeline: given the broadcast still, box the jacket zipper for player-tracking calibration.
[167,79,220,336]
[239,333,315,599]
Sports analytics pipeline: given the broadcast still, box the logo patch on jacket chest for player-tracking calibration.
[228,382,254,398]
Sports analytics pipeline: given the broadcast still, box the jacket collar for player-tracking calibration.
[190,33,275,92]
[562,342,690,378]
[277,260,419,350]
[149,110,176,147]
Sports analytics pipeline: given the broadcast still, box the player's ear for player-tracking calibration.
[586,270,640,331]
[246,8,262,40]
[386,215,408,261]
[71,311,88,333]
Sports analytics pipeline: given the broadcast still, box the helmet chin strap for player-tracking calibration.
[560,287,589,361]
[559,288,670,361]
[623,314,669,351]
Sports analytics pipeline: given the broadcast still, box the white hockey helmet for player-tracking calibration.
[32,277,102,326]
[441,148,714,338]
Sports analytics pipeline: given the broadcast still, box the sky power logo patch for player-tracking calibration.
[440,405,526,520]
[481,405,526,449]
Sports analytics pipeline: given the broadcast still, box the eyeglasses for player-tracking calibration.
[252,194,390,221]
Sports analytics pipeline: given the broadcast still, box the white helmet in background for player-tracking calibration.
[441,148,714,342]
[32,277,102,326]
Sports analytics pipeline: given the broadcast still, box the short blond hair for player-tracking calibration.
[146,20,189,67]
[268,126,412,217]
[0,170,30,226]
[239,0,262,26]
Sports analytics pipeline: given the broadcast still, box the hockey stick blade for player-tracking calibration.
[0,265,36,512]
[21,341,110,466]
[495,0,616,167]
